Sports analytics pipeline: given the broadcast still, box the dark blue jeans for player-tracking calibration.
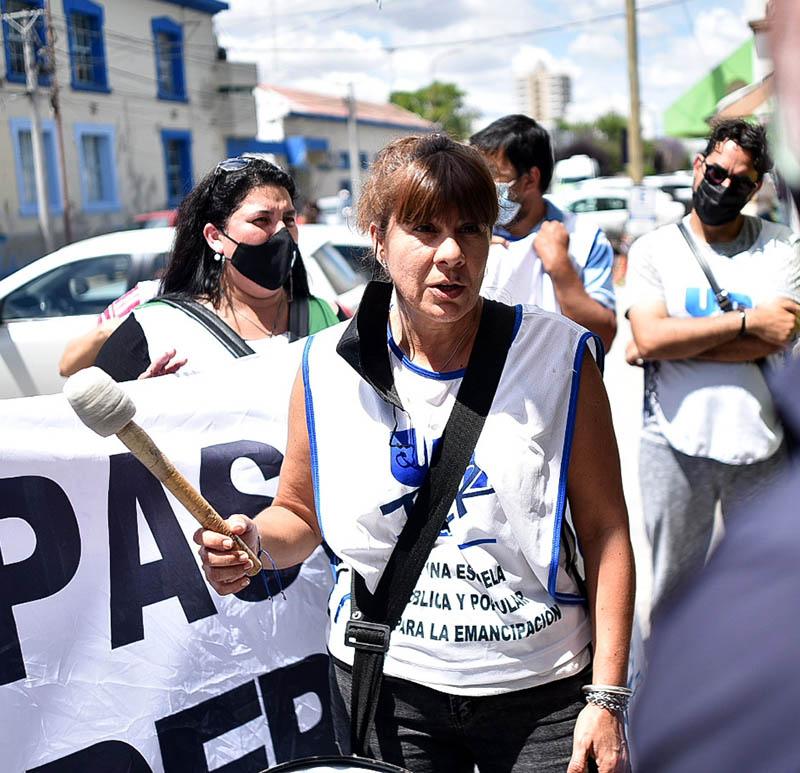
[329,658,591,773]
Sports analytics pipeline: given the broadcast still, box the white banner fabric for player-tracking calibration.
[0,345,338,773]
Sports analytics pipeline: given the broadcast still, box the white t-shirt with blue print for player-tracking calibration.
[627,214,800,464]
[482,198,615,313]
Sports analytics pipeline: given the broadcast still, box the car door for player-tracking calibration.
[0,253,136,398]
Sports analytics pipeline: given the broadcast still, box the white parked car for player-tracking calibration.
[548,185,686,246]
[0,224,370,399]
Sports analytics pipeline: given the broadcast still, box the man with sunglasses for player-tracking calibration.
[626,118,800,613]
[470,115,617,353]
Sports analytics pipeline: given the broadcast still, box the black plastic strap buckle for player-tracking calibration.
[716,289,733,312]
[344,619,391,654]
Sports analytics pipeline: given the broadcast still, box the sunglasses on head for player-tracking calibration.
[205,156,254,204]
[701,159,758,197]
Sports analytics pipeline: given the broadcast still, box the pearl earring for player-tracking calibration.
[214,252,223,262]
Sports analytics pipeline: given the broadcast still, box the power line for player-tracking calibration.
[217,0,699,55]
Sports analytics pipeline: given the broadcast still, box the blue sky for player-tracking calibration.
[215,0,767,136]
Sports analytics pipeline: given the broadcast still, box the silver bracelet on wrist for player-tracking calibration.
[582,684,633,713]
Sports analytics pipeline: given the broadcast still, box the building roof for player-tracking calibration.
[664,39,753,138]
[259,84,434,130]
[715,73,773,120]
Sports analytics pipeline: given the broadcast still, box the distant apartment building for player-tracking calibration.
[0,0,259,268]
[252,84,434,205]
[516,63,571,128]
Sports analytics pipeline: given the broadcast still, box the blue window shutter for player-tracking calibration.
[160,129,193,208]
[151,16,187,102]
[63,0,110,92]
[74,122,120,213]
[1,0,49,86]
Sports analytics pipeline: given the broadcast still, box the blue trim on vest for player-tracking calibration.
[302,335,325,541]
[458,538,498,550]
[548,330,602,605]
[334,592,351,623]
[384,304,521,381]
[387,333,467,381]
[512,304,523,339]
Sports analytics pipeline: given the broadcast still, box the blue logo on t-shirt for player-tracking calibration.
[685,287,752,316]
[390,428,440,487]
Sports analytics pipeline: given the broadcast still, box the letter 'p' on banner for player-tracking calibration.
[0,347,338,772]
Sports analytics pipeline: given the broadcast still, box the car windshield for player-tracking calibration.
[2,254,133,320]
[309,242,362,295]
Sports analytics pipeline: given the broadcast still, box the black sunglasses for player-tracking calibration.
[702,159,758,197]
[205,156,254,205]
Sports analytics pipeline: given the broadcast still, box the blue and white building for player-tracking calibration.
[251,84,434,205]
[0,0,258,268]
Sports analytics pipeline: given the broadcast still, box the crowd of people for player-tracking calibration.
[54,88,800,771]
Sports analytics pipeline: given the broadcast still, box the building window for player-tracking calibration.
[10,117,62,217]
[64,0,109,92]
[151,17,186,102]
[359,151,369,170]
[161,129,192,208]
[74,122,120,213]
[1,0,49,85]
[338,151,350,170]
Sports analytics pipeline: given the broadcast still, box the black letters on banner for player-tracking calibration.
[156,679,268,773]
[27,740,152,773]
[258,653,337,762]
[156,655,336,771]
[107,453,217,649]
[199,440,301,601]
[0,476,81,686]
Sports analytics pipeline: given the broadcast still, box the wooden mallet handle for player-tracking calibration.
[117,421,263,576]
[63,366,263,577]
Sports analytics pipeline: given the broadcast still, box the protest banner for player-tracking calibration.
[0,346,337,772]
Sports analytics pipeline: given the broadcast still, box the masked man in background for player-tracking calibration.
[626,118,800,612]
[471,115,617,352]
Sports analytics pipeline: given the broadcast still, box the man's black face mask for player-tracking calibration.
[222,227,297,290]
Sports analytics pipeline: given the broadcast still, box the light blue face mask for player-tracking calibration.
[495,180,522,226]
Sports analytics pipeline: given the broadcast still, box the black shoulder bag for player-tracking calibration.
[345,298,517,757]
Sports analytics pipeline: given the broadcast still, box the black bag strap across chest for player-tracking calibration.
[346,296,518,757]
[156,296,255,357]
[677,221,734,312]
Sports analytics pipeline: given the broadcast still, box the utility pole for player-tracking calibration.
[5,9,54,251]
[45,0,72,243]
[346,82,361,202]
[625,0,644,184]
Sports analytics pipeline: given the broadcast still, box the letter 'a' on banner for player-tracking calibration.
[0,346,338,772]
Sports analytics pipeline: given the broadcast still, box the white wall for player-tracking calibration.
[0,0,257,270]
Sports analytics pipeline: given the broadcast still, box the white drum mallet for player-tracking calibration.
[63,366,262,577]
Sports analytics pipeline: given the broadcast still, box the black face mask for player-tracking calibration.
[222,227,297,291]
[692,177,751,226]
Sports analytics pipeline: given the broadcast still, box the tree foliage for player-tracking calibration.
[555,111,669,176]
[390,81,479,140]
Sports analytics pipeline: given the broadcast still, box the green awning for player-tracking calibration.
[664,39,753,138]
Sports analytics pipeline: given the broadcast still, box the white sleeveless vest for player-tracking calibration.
[303,304,601,693]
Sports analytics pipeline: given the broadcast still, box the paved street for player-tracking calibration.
[605,284,652,626]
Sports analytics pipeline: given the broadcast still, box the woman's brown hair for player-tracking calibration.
[356,134,498,242]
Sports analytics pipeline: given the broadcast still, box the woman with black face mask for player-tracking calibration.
[95,157,346,382]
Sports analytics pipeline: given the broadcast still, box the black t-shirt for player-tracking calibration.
[95,314,151,382]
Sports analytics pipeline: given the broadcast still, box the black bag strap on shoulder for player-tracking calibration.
[156,296,255,357]
[288,294,309,342]
[346,299,518,757]
[677,221,734,312]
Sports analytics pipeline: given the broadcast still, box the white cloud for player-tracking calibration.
[217,0,753,134]
[568,32,625,59]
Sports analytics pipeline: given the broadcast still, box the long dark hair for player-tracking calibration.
[160,156,311,306]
